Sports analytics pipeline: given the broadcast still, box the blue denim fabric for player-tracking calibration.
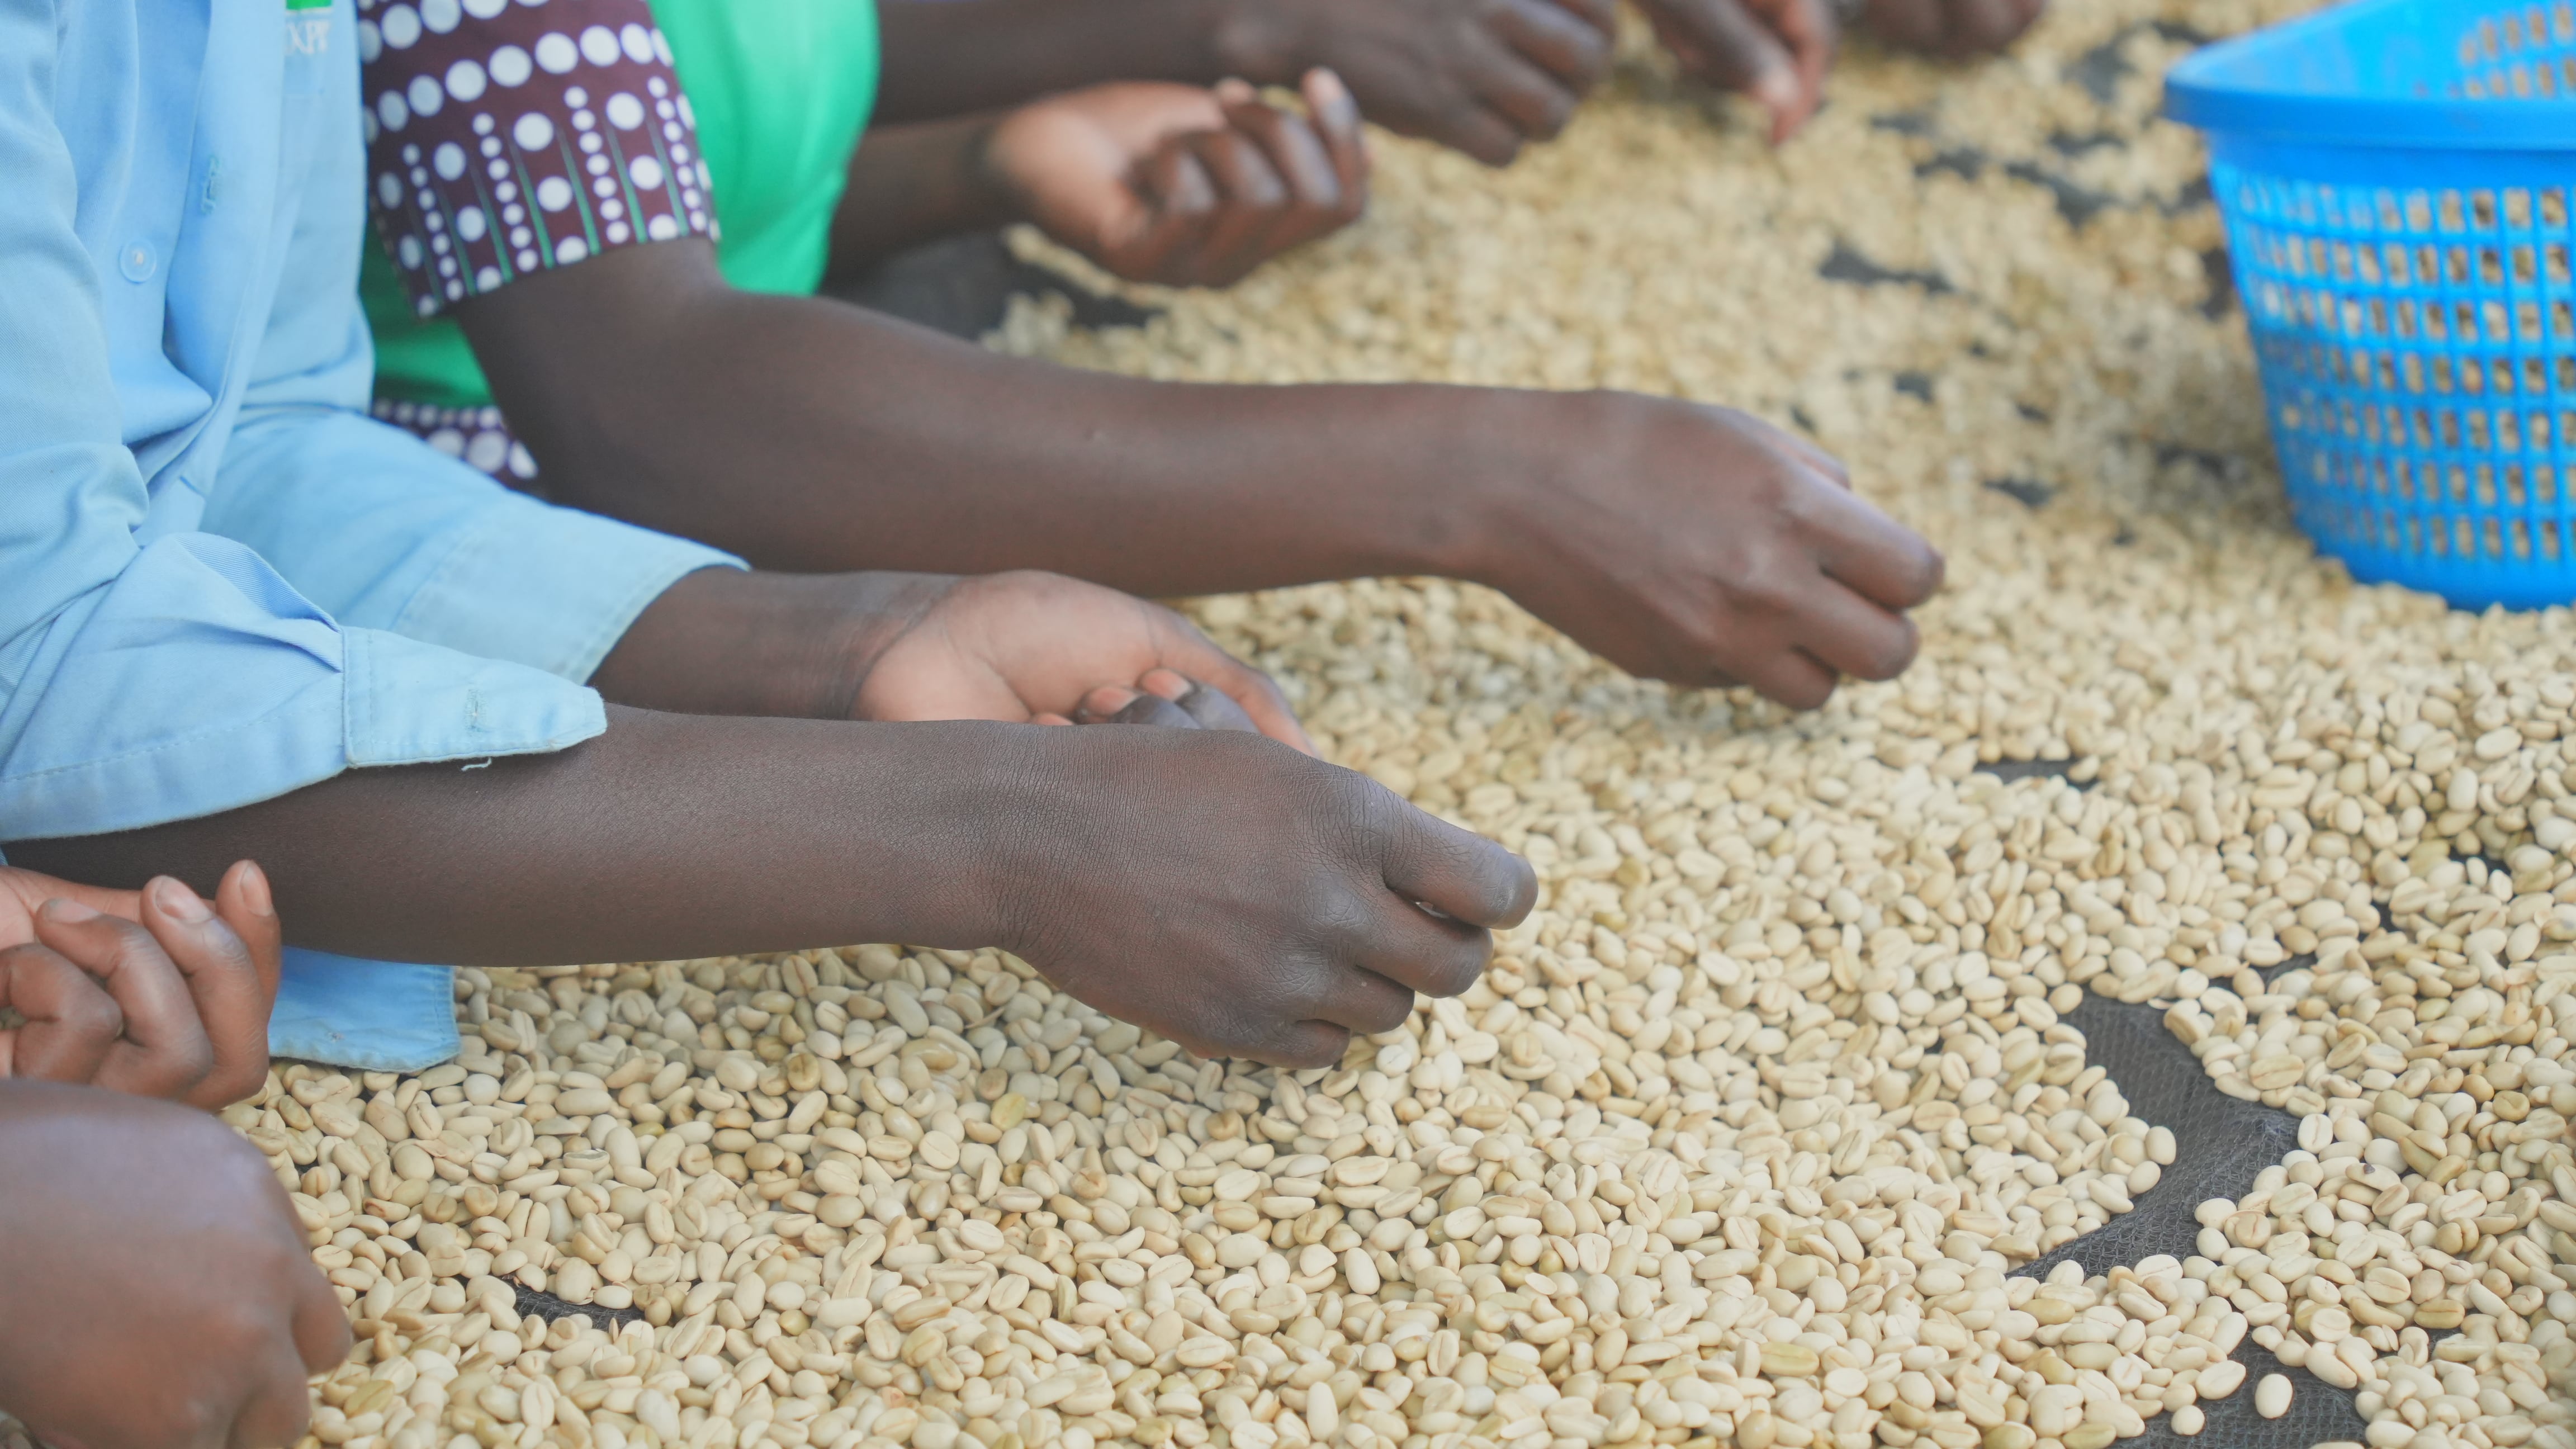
[271,949,461,1073]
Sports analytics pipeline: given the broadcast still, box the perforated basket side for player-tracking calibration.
[2452,4,2576,100]
[2213,147,2576,609]
[2168,0,2576,611]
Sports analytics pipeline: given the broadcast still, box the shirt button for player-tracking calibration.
[119,242,156,282]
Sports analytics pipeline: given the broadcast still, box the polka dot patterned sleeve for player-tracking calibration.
[360,0,716,319]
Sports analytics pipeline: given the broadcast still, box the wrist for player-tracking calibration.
[864,720,1078,953]
[1404,386,1599,591]
[832,115,1019,275]
[957,115,1029,230]
[1203,0,1308,86]
[1208,382,1568,590]
[591,568,964,721]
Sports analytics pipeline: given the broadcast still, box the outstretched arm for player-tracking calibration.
[16,711,1081,965]
[14,707,1536,1067]
[464,237,1942,706]
[468,239,1489,599]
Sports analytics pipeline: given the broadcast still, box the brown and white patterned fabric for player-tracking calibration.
[368,400,543,482]
[359,0,716,320]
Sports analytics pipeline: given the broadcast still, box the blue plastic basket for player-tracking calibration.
[2166,1,2576,609]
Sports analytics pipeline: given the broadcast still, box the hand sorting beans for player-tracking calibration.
[15,4,2576,1449]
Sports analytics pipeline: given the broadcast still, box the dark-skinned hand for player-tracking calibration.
[1633,0,1836,141]
[602,577,1524,1069]
[628,588,1498,1069]
[1632,0,2040,144]
[851,574,1311,745]
[0,861,281,1110]
[1054,673,1505,1062]
[989,724,1535,1066]
[1860,0,2044,58]
[1221,0,1619,165]
[593,567,1314,751]
[0,1081,350,1449]
[1474,394,1943,706]
[986,71,1370,289]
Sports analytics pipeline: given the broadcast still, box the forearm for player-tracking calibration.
[7,708,1038,967]
[827,116,1017,275]
[874,0,1287,124]
[463,246,1519,596]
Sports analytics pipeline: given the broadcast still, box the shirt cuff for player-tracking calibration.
[343,624,607,767]
[382,493,741,685]
[0,533,608,843]
[203,408,742,688]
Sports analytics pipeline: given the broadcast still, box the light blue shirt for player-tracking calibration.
[1,0,736,1066]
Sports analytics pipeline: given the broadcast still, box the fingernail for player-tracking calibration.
[153,877,213,923]
[1311,69,1357,120]
[39,898,100,924]
[1081,685,1140,718]
[238,861,274,918]
[1142,669,1192,701]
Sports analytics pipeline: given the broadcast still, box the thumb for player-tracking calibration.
[215,861,283,1008]
[1379,797,1538,931]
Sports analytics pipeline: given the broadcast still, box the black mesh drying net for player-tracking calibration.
[508,1281,644,1333]
[495,950,2374,1446]
[2016,992,2371,1449]
[508,778,2379,1443]
[1955,760,2370,1445]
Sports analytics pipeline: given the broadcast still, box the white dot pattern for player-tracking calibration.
[361,0,711,320]
[534,31,577,73]
[371,400,545,486]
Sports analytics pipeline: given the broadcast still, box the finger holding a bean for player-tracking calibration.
[992,727,1536,1068]
[1467,392,1943,708]
[1066,669,1266,732]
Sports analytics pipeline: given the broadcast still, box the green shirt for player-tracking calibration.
[361,0,880,410]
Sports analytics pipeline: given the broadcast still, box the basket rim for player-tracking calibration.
[2164,0,2576,151]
